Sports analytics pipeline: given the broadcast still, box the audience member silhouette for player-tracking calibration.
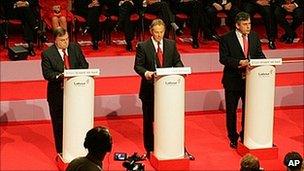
[283,151,303,171]
[1,0,47,56]
[240,153,261,171]
[274,0,304,44]
[66,126,113,171]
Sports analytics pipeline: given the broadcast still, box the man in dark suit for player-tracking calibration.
[274,0,304,44]
[134,19,184,155]
[219,12,265,149]
[41,27,89,154]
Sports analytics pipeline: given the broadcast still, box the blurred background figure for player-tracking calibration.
[1,0,47,56]
[274,0,304,44]
[241,0,277,49]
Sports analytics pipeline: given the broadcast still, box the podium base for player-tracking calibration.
[56,154,69,171]
[237,141,278,160]
[150,153,190,170]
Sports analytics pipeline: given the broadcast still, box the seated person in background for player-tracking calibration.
[240,153,262,171]
[1,0,47,56]
[169,0,217,48]
[40,0,69,30]
[73,0,106,50]
[283,151,303,171]
[241,0,277,49]
[274,0,304,44]
[205,0,240,32]
[142,0,183,37]
[107,0,141,51]
[66,126,113,171]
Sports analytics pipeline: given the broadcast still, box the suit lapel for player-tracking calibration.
[52,45,64,70]
[232,32,245,59]
[148,38,160,68]
[163,39,168,67]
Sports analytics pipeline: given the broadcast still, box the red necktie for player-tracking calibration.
[157,42,163,67]
[62,49,70,69]
[242,35,248,58]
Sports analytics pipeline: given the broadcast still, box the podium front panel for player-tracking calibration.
[154,75,185,160]
[63,76,94,162]
[244,65,276,149]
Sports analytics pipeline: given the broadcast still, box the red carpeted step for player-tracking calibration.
[1,72,303,101]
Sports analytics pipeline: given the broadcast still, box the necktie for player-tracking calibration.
[62,49,70,69]
[242,34,248,58]
[157,42,163,67]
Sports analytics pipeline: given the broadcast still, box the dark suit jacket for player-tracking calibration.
[219,30,265,90]
[41,42,89,102]
[134,38,184,100]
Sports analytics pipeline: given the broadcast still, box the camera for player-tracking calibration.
[114,152,146,171]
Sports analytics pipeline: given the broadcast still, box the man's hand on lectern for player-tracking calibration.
[144,71,155,80]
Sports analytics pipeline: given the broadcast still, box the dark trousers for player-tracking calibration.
[224,89,245,143]
[48,91,63,154]
[141,99,154,153]
[118,2,136,42]
[243,2,276,40]
[146,1,175,35]
[87,7,102,42]
[75,6,102,42]
[176,1,204,40]
[275,6,304,36]
[13,7,38,42]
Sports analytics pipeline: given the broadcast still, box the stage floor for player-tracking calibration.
[1,107,303,170]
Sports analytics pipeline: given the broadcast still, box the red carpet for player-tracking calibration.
[1,107,303,170]
[1,72,303,101]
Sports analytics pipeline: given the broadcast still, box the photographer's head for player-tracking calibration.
[240,154,261,171]
[66,127,112,171]
[84,126,113,155]
[284,151,303,171]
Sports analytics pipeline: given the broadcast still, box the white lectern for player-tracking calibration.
[243,58,282,149]
[153,67,191,160]
[61,69,100,163]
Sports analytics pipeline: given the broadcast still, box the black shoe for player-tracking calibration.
[82,26,90,35]
[280,34,288,42]
[175,29,183,36]
[192,39,199,49]
[229,141,237,149]
[126,42,132,51]
[113,24,119,32]
[211,34,221,42]
[92,41,99,50]
[39,34,48,43]
[28,48,36,56]
[286,33,295,44]
[28,43,36,56]
[268,40,276,49]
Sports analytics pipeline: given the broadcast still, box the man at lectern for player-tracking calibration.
[219,12,265,149]
[41,27,89,154]
[134,19,184,156]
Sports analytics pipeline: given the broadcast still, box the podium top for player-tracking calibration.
[64,69,100,77]
[155,67,191,76]
[250,58,282,66]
